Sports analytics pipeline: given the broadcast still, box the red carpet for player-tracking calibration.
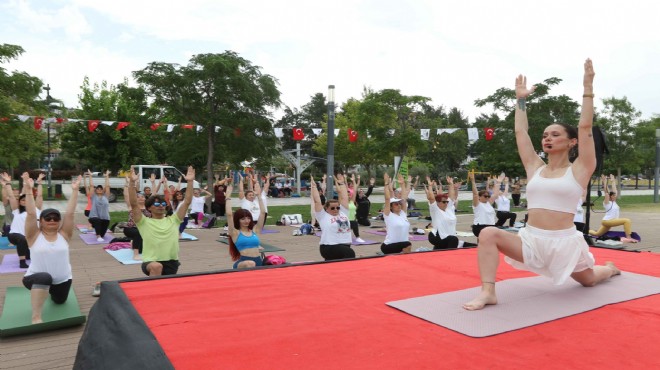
[120,249,660,370]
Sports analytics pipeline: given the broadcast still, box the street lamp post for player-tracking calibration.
[326,85,335,200]
[654,129,659,203]
[43,84,53,198]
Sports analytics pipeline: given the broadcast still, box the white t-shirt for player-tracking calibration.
[24,233,72,284]
[383,210,410,244]
[603,201,620,220]
[495,195,511,212]
[190,196,206,213]
[9,209,41,235]
[241,198,261,221]
[473,202,495,225]
[315,205,352,245]
[429,200,457,239]
[261,192,268,213]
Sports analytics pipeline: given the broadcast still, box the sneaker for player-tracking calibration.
[355,238,366,243]
[96,237,104,242]
[92,282,101,297]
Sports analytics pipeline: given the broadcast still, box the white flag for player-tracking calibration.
[17,115,30,122]
[167,124,175,132]
[312,128,322,136]
[196,125,203,132]
[420,129,430,141]
[334,129,340,137]
[101,121,114,126]
[274,128,283,138]
[388,129,395,136]
[467,127,479,143]
[214,126,220,133]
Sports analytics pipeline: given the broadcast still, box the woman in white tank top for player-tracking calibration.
[588,174,636,242]
[463,60,621,311]
[22,173,81,324]
[469,172,501,237]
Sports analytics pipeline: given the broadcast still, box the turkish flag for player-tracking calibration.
[34,116,44,130]
[150,123,161,131]
[293,127,304,141]
[0,117,8,122]
[182,124,194,129]
[116,122,130,131]
[88,120,100,132]
[348,129,358,142]
[484,127,494,141]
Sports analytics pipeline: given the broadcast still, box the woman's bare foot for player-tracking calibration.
[463,291,498,311]
[606,261,621,276]
[132,255,142,261]
[31,316,43,324]
[621,237,638,243]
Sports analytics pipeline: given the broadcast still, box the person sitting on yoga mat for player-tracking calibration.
[22,173,81,324]
[129,165,195,277]
[122,175,152,260]
[311,174,355,261]
[355,176,374,227]
[380,173,412,254]
[86,170,111,242]
[494,176,517,228]
[224,175,267,268]
[2,172,45,268]
[463,59,621,311]
[425,176,476,250]
[588,174,637,243]
[348,174,366,243]
[469,172,501,238]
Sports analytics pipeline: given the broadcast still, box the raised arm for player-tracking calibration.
[237,173,245,200]
[153,176,163,195]
[601,175,610,205]
[490,173,503,205]
[176,167,195,221]
[104,170,111,198]
[572,59,597,187]
[469,172,479,207]
[225,178,236,235]
[128,167,143,224]
[176,176,182,191]
[423,178,435,204]
[263,174,271,196]
[123,175,131,208]
[161,177,172,206]
[35,173,45,209]
[502,177,510,197]
[383,173,392,216]
[446,176,457,202]
[85,170,94,196]
[310,175,323,212]
[253,180,266,234]
[398,174,410,212]
[350,174,358,204]
[334,174,349,209]
[515,75,545,177]
[23,173,40,244]
[1,172,18,210]
[61,175,81,241]
[365,177,374,198]
[149,173,157,195]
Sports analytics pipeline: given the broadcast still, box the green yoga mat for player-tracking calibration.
[0,286,86,337]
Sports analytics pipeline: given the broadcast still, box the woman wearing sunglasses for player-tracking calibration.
[464,60,620,311]
[469,172,501,238]
[311,174,354,261]
[21,173,81,324]
[380,173,412,254]
[425,176,476,250]
[224,175,267,268]
[122,175,152,260]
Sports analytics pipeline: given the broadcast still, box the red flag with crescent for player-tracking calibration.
[348,129,358,143]
[88,120,100,132]
[34,116,44,130]
[116,122,130,131]
[150,123,161,131]
[484,127,494,141]
[293,127,304,141]
[182,124,194,129]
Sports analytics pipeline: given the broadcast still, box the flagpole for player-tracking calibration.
[43,84,53,198]
[326,85,335,200]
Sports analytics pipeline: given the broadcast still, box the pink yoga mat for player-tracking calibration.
[79,233,114,245]
[0,254,29,274]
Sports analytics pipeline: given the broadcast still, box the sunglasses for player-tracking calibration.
[327,206,339,210]
[482,195,491,198]
[152,202,167,207]
[43,215,61,222]
[440,200,450,204]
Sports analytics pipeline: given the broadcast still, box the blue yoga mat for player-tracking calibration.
[0,236,14,250]
[180,232,198,241]
[105,248,142,265]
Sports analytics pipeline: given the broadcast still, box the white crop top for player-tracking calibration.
[525,165,582,214]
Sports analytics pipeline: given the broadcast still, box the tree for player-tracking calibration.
[58,78,159,172]
[134,51,281,184]
[0,44,48,172]
[632,115,660,188]
[596,96,643,180]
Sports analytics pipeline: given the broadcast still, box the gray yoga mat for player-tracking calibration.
[387,272,660,338]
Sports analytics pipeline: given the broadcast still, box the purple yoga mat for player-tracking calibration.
[364,229,428,241]
[261,229,280,234]
[78,233,114,245]
[0,254,29,274]
[604,231,641,242]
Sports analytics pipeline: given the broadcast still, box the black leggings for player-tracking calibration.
[22,274,72,304]
[212,202,226,217]
[320,244,355,261]
[350,220,360,237]
[123,227,143,253]
[380,241,412,254]
[472,224,495,238]
[9,233,30,259]
[495,211,517,227]
[428,232,477,250]
[356,217,371,227]
[88,218,110,237]
[512,194,521,207]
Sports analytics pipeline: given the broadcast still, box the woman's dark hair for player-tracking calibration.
[324,199,339,209]
[144,195,164,208]
[609,191,616,197]
[552,122,579,161]
[478,190,490,198]
[227,209,254,261]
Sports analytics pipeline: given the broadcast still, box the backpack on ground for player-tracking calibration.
[280,214,303,226]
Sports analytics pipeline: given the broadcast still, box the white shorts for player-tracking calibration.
[504,224,595,285]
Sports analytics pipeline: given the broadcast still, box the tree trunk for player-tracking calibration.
[206,126,215,189]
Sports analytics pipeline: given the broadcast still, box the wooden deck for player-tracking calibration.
[1,210,658,369]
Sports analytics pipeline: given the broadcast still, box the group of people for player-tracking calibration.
[0,59,634,321]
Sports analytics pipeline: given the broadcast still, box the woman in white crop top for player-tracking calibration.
[463,60,621,311]
[469,172,501,237]
[588,174,636,242]
[22,173,81,324]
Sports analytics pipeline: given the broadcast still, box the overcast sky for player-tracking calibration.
[2,0,659,122]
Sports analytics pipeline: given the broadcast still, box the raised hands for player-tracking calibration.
[583,58,595,89]
[184,166,195,182]
[369,177,375,186]
[129,166,140,182]
[515,75,536,99]
[0,172,11,183]
[21,172,34,190]
[71,175,82,189]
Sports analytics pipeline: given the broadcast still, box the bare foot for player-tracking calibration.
[606,261,621,276]
[32,317,43,324]
[132,255,142,261]
[621,237,638,243]
[463,291,498,311]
